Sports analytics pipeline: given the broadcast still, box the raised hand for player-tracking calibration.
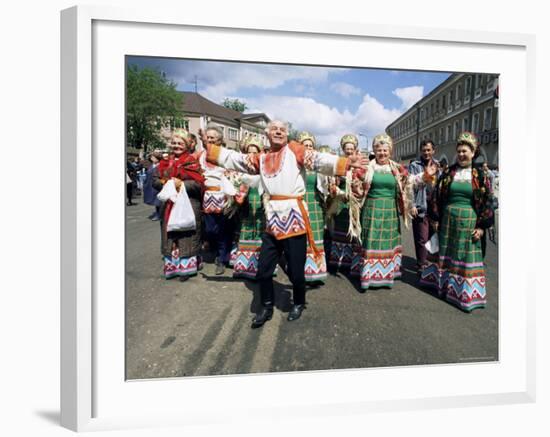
[348,153,369,170]
[198,128,207,145]
[426,161,438,177]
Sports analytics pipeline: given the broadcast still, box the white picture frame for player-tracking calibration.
[60,5,536,432]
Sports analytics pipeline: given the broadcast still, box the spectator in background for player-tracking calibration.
[408,140,439,271]
[143,152,162,221]
[482,162,495,190]
[126,159,136,206]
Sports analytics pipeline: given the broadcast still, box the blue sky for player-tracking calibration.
[128,56,450,148]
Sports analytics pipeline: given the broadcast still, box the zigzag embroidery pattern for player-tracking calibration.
[203,194,225,213]
[164,256,198,278]
[233,250,261,278]
[328,242,355,267]
[360,252,402,287]
[304,252,327,281]
[420,264,487,310]
[267,208,306,238]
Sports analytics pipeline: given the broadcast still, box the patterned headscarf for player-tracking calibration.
[340,134,359,151]
[298,131,317,148]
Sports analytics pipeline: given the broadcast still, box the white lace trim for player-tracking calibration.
[371,161,392,174]
[453,166,472,182]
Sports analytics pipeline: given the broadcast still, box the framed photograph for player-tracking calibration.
[61,5,536,432]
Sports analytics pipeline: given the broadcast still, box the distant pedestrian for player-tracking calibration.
[126,159,136,206]
[143,152,162,220]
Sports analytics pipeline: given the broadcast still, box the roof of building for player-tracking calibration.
[178,91,270,125]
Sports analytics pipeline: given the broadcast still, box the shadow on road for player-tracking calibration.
[242,279,292,314]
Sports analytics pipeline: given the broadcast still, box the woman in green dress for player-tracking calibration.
[357,134,436,290]
[420,132,495,312]
[298,131,328,284]
[232,137,265,279]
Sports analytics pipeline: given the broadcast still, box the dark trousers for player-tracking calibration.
[256,232,307,308]
[412,215,430,266]
[204,213,235,264]
[126,182,133,204]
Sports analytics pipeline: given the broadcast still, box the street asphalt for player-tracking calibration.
[126,197,499,380]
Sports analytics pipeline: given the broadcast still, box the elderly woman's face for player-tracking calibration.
[456,143,474,166]
[170,135,188,156]
[374,143,391,164]
[302,139,315,151]
[342,143,356,156]
[206,129,222,146]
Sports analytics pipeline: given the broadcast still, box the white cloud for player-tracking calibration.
[246,93,402,149]
[158,60,347,103]
[392,86,424,110]
[330,82,361,98]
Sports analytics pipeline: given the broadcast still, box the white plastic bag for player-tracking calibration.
[425,233,439,254]
[167,184,196,232]
[157,179,178,203]
[157,179,196,232]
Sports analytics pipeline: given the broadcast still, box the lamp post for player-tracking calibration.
[358,133,370,154]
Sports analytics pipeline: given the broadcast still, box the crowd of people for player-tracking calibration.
[129,120,497,328]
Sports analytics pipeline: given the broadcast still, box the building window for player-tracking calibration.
[484,107,493,130]
[446,125,451,142]
[475,74,481,89]
[228,127,238,141]
[442,95,446,108]
[463,117,469,132]
[454,121,459,139]
[472,112,480,133]
[465,76,471,94]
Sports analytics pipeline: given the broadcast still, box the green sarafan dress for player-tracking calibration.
[232,175,265,279]
[420,176,487,312]
[358,171,402,289]
[304,171,327,283]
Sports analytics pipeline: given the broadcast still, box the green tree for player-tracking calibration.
[287,122,300,141]
[222,98,248,113]
[126,65,184,152]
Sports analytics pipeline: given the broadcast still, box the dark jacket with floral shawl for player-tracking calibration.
[428,163,495,231]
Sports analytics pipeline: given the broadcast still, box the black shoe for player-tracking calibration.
[287,304,306,322]
[215,262,225,275]
[179,275,190,282]
[251,307,273,329]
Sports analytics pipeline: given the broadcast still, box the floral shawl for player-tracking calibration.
[428,163,495,230]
